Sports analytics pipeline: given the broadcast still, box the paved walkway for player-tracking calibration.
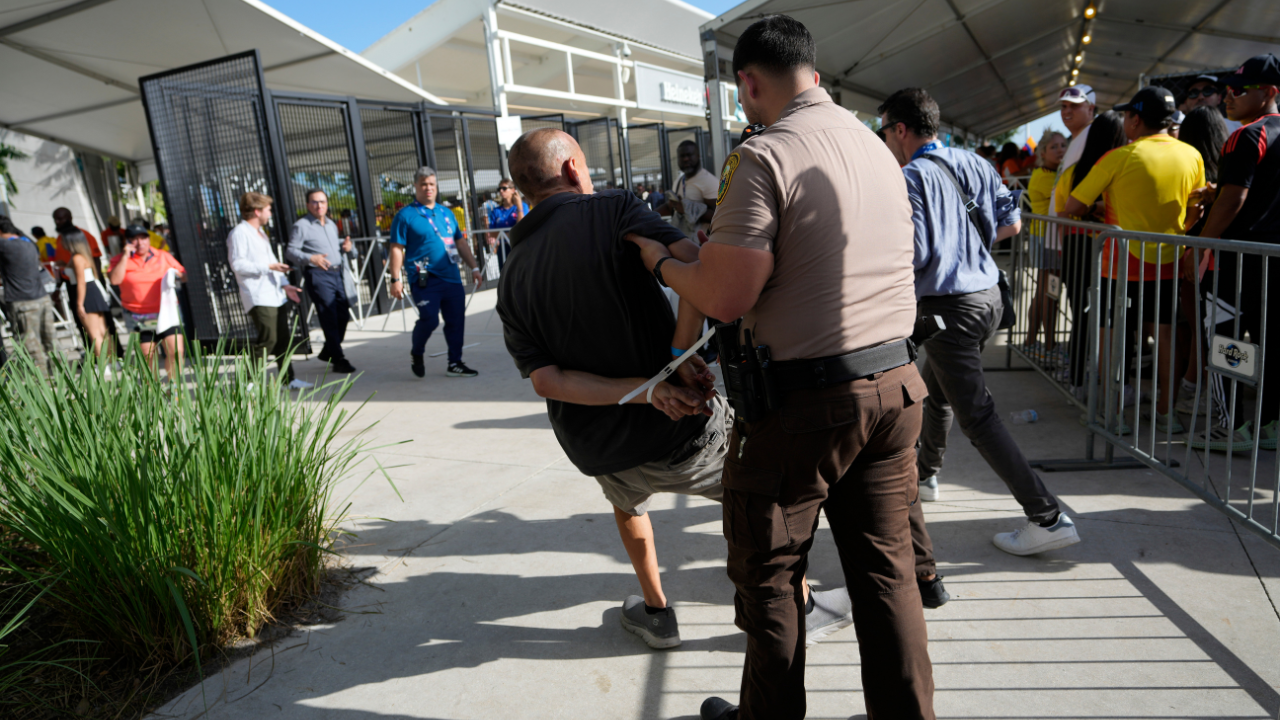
[157,289,1280,720]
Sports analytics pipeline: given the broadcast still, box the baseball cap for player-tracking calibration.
[1115,86,1177,125]
[1192,74,1219,85]
[1223,54,1280,88]
[107,214,121,226]
[123,224,150,239]
[1059,84,1096,105]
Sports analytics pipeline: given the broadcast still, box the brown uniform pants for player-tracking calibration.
[723,363,935,720]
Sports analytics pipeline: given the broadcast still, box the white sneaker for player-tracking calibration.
[919,476,939,502]
[804,587,853,646]
[993,513,1081,556]
[288,378,314,390]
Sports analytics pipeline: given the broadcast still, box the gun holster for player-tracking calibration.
[714,320,778,423]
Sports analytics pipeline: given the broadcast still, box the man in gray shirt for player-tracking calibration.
[0,215,58,376]
[286,188,358,373]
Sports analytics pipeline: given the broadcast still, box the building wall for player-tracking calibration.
[0,129,100,239]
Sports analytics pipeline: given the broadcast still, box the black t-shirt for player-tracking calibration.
[1220,113,1280,241]
[497,190,707,476]
[0,236,49,303]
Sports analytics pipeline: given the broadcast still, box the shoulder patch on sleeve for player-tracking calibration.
[717,152,741,206]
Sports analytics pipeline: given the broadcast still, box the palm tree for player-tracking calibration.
[0,142,30,209]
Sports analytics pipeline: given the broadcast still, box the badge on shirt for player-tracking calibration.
[717,152,740,206]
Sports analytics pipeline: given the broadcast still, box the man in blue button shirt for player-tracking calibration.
[387,167,482,378]
[879,88,1081,557]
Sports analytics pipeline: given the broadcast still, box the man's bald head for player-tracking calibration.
[508,128,593,203]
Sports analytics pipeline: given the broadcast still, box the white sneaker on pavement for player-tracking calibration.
[993,513,1081,556]
[288,378,314,390]
[919,476,939,502]
[805,587,853,646]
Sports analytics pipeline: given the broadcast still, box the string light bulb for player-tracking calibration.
[1069,79,1077,86]
[1084,4,1096,18]
[1082,34,1092,44]
[1072,68,1080,76]
[1075,53,1084,63]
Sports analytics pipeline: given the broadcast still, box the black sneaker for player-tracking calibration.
[317,348,332,363]
[411,354,425,378]
[330,358,356,374]
[446,361,478,378]
[700,697,738,720]
[919,574,950,609]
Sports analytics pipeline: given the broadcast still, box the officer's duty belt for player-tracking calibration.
[770,339,916,392]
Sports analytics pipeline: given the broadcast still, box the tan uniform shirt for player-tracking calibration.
[708,86,917,361]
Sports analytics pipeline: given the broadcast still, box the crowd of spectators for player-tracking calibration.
[1025,56,1280,452]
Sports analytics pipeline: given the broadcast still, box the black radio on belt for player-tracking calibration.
[713,320,777,423]
[715,319,920,423]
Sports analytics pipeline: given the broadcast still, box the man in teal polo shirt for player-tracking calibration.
[387,166,483,378]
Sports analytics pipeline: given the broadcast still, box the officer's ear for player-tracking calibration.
[737,70,759,100]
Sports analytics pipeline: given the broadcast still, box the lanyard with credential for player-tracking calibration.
[911,141,941,162]
[412,202,459,264]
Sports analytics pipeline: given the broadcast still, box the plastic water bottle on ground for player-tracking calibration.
[1009,410,1038,425]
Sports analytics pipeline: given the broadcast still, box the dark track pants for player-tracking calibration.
[410,274,465,362]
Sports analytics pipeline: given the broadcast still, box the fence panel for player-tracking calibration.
[572,117,620,189]
[139,50,281,345]
[1032,219,1280,549]
[626,123,666,193]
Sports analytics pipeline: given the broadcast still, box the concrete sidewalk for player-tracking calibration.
[157,289,1280,720]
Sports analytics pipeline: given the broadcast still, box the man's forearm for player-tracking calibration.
[531,366,650,406]
[995,220,1021,242]
[1199,185,1248,240]
[387,245,404,279]
[457,239,479,269]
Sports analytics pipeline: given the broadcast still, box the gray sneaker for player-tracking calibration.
[805,587,853,646]
[620,595,681,649]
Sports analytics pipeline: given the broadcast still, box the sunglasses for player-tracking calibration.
[498,186,513,191]
[1185,87,1219,99]
[1226,84,1269,97]
[1058,88,1090,101]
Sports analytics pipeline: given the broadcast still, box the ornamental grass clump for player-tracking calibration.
[0,343,388,668]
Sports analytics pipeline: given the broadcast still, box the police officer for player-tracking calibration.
[627,15,935,720]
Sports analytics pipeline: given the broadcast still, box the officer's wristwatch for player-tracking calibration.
[653,256,673,288]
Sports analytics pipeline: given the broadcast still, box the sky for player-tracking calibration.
[262,0,740,53]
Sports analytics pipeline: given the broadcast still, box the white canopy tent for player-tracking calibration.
[362,0,733,130]
[0,0,444,166]
[701,0,1280,164]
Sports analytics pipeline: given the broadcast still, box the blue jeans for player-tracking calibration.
[410,274,465,362]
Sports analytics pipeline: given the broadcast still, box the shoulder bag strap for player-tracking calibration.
[922,154,989,248]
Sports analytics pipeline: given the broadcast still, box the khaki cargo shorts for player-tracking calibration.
[594,393,733,516]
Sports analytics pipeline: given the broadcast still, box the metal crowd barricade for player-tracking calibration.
[1009,212,1279,549]
[1082,229,1279,549]
[1007,212,1119,410]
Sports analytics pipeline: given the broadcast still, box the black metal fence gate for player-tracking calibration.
[141,52,714,345]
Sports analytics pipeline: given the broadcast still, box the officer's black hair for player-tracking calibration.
[876,88,940,139]
[732,15,815,79]
[677,139,699,152]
